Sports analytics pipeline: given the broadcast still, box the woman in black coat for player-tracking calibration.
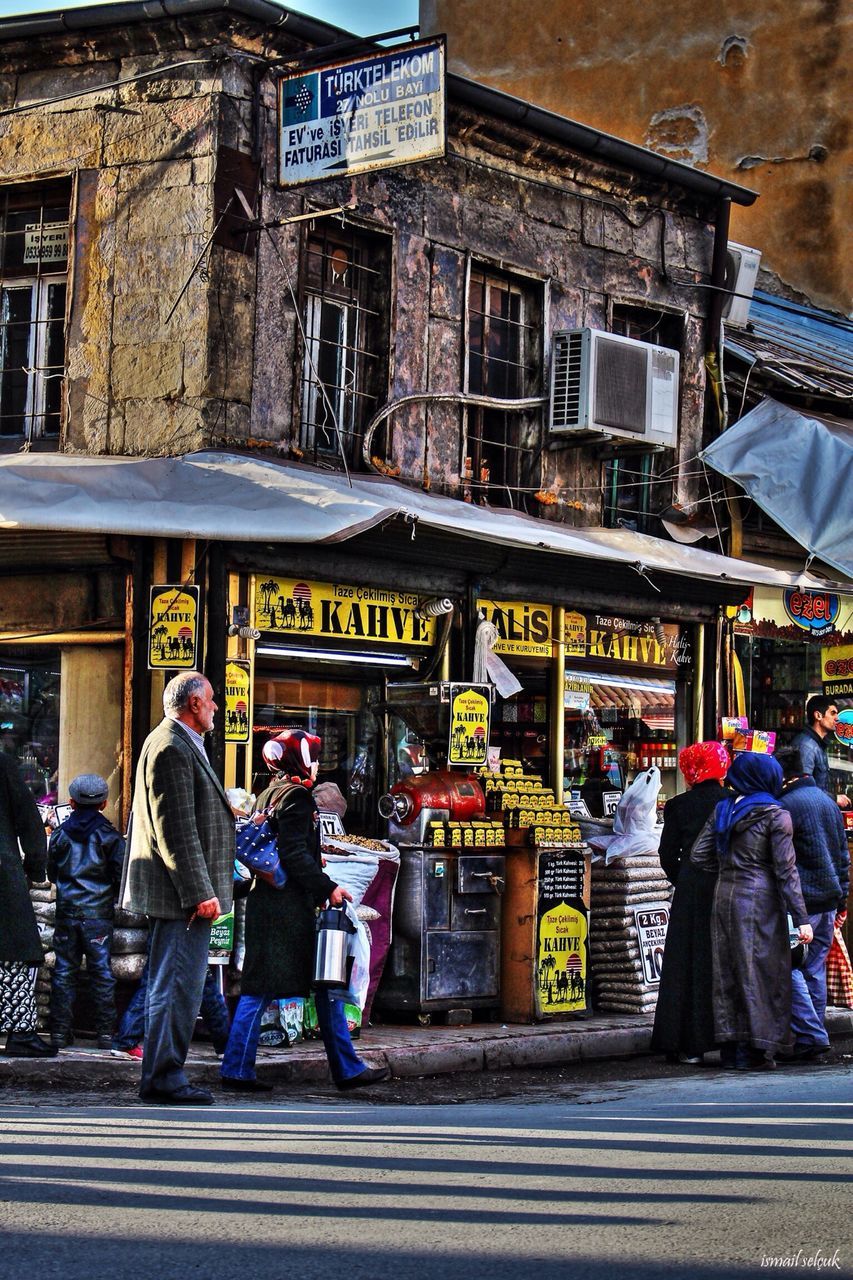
[220,730,389,1093]
[651,740,730,1064]
[0,752,57,1057]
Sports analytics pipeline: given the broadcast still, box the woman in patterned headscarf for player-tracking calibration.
[691,752,812,1070]
[651,741,730,1065]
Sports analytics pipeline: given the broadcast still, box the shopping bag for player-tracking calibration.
[235,814,287,890]
[827,923,853,1008]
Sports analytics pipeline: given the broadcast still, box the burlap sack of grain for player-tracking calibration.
[110,952,147,982]
[111,928,149,956]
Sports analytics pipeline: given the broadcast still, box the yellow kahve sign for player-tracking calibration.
[224,661,251,744]
[148,586,199,670]
[477,598,554,657]
[448,684,490,766]
[537,901,587,1013]
[253,577,435,647]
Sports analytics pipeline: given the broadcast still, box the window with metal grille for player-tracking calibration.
[0,180,70,442]
[464,266,542,507]
[601,304,680,531]
[298,223,387,467]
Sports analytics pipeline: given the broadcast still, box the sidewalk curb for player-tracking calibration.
[1,1009,850,1091]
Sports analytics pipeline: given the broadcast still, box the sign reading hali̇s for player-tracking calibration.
[148,586,199,670]
[279,38,445,186]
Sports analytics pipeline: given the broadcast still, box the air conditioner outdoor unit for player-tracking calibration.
[722,241,761,328]
[549,327,680,448]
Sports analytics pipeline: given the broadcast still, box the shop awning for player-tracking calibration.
[700,399,853,579]
[0,448,844,595]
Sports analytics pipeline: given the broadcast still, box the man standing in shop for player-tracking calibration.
[791,695,851,810]
[122,671,234,1105]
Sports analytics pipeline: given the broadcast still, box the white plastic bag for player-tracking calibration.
[590,766,662,863]
[344,900,371,1011]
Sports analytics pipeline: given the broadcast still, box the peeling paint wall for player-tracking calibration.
[0,12,718,528]
[422,0,852,315]
[0,16,262,456]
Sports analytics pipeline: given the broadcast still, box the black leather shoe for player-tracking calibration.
[139,1084,214,1105]
[221,1077,274,1092]
[4,1032,58,1058]
[336,1066,390,1091]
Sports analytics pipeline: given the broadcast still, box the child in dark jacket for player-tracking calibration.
[47,774,125,1049]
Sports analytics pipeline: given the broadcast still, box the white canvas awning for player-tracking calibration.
[700,399,853,580]
[0,449,845,594]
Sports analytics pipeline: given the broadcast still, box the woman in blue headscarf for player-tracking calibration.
[690,752,812,1070]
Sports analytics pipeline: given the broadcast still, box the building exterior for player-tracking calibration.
[421,0,852,317]
[0,3,845,1020]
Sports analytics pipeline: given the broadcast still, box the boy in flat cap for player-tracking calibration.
[48,774,125,1048]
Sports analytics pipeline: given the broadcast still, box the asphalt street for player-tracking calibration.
[0,1062,850,1280]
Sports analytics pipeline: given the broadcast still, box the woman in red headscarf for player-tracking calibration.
[220,729,389,1093]
[651,740,730,1065]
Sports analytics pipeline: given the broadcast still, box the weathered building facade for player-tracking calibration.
[0,0,818,837]
[422,0,852,317]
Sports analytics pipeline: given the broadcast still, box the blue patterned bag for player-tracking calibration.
[235,814,287,890]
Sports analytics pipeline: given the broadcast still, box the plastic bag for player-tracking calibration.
[344,900,371,1012]
[589,766,662,863]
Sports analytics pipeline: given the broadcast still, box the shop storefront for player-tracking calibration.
[732,586,853,802]
[478,598,693,818]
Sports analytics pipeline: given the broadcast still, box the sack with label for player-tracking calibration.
[235,813,287,890]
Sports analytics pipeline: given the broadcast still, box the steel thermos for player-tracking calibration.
[313,905,356,989]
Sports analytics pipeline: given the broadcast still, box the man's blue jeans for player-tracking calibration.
[114,953,230,1052]
[222,989,364,1084]
[140,917,211,1096]
[50,918,116,1036]
[791,909,835,1050]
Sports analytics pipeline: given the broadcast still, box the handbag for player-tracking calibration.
[235,813,287,890]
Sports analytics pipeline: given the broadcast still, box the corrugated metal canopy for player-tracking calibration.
[700,399,853,579]
[0,449,845,594]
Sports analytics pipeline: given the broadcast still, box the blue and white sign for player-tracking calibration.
[278,38,445,186]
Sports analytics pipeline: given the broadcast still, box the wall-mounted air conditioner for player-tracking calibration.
[722,241,761,328]
[549,327,680,448]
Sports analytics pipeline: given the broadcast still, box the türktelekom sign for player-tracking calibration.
[278,38,446,186]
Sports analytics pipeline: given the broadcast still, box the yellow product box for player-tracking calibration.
[449,825,463,847]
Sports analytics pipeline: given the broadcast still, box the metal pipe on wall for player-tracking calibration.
[551,607,566,803]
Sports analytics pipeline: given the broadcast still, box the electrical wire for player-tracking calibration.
[0,58,217,117]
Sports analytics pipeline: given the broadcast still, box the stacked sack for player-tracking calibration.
[28,880,148,1031]
[589,854,673,1015]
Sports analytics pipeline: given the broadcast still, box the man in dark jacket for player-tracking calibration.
[122,671,234,1105]
[778,747,850,1060]
[790,695,851,810]
[0,752,56,1057]
[48,773,125,1049]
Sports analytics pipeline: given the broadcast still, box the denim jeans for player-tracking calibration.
[114,954,230,1052]
[49,918,116,1036]
[222,989,364,1084]
[140,916,211,1096]
[791,909,835,1049]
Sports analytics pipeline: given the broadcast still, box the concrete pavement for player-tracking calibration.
[2,1005,852,1091]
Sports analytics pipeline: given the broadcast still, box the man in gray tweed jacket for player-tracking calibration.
[123,671,234,1104]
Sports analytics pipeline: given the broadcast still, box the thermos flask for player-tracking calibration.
[313,904,356,989]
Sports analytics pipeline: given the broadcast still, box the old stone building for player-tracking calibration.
[422,0,851,317]
[0,0,826,833]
